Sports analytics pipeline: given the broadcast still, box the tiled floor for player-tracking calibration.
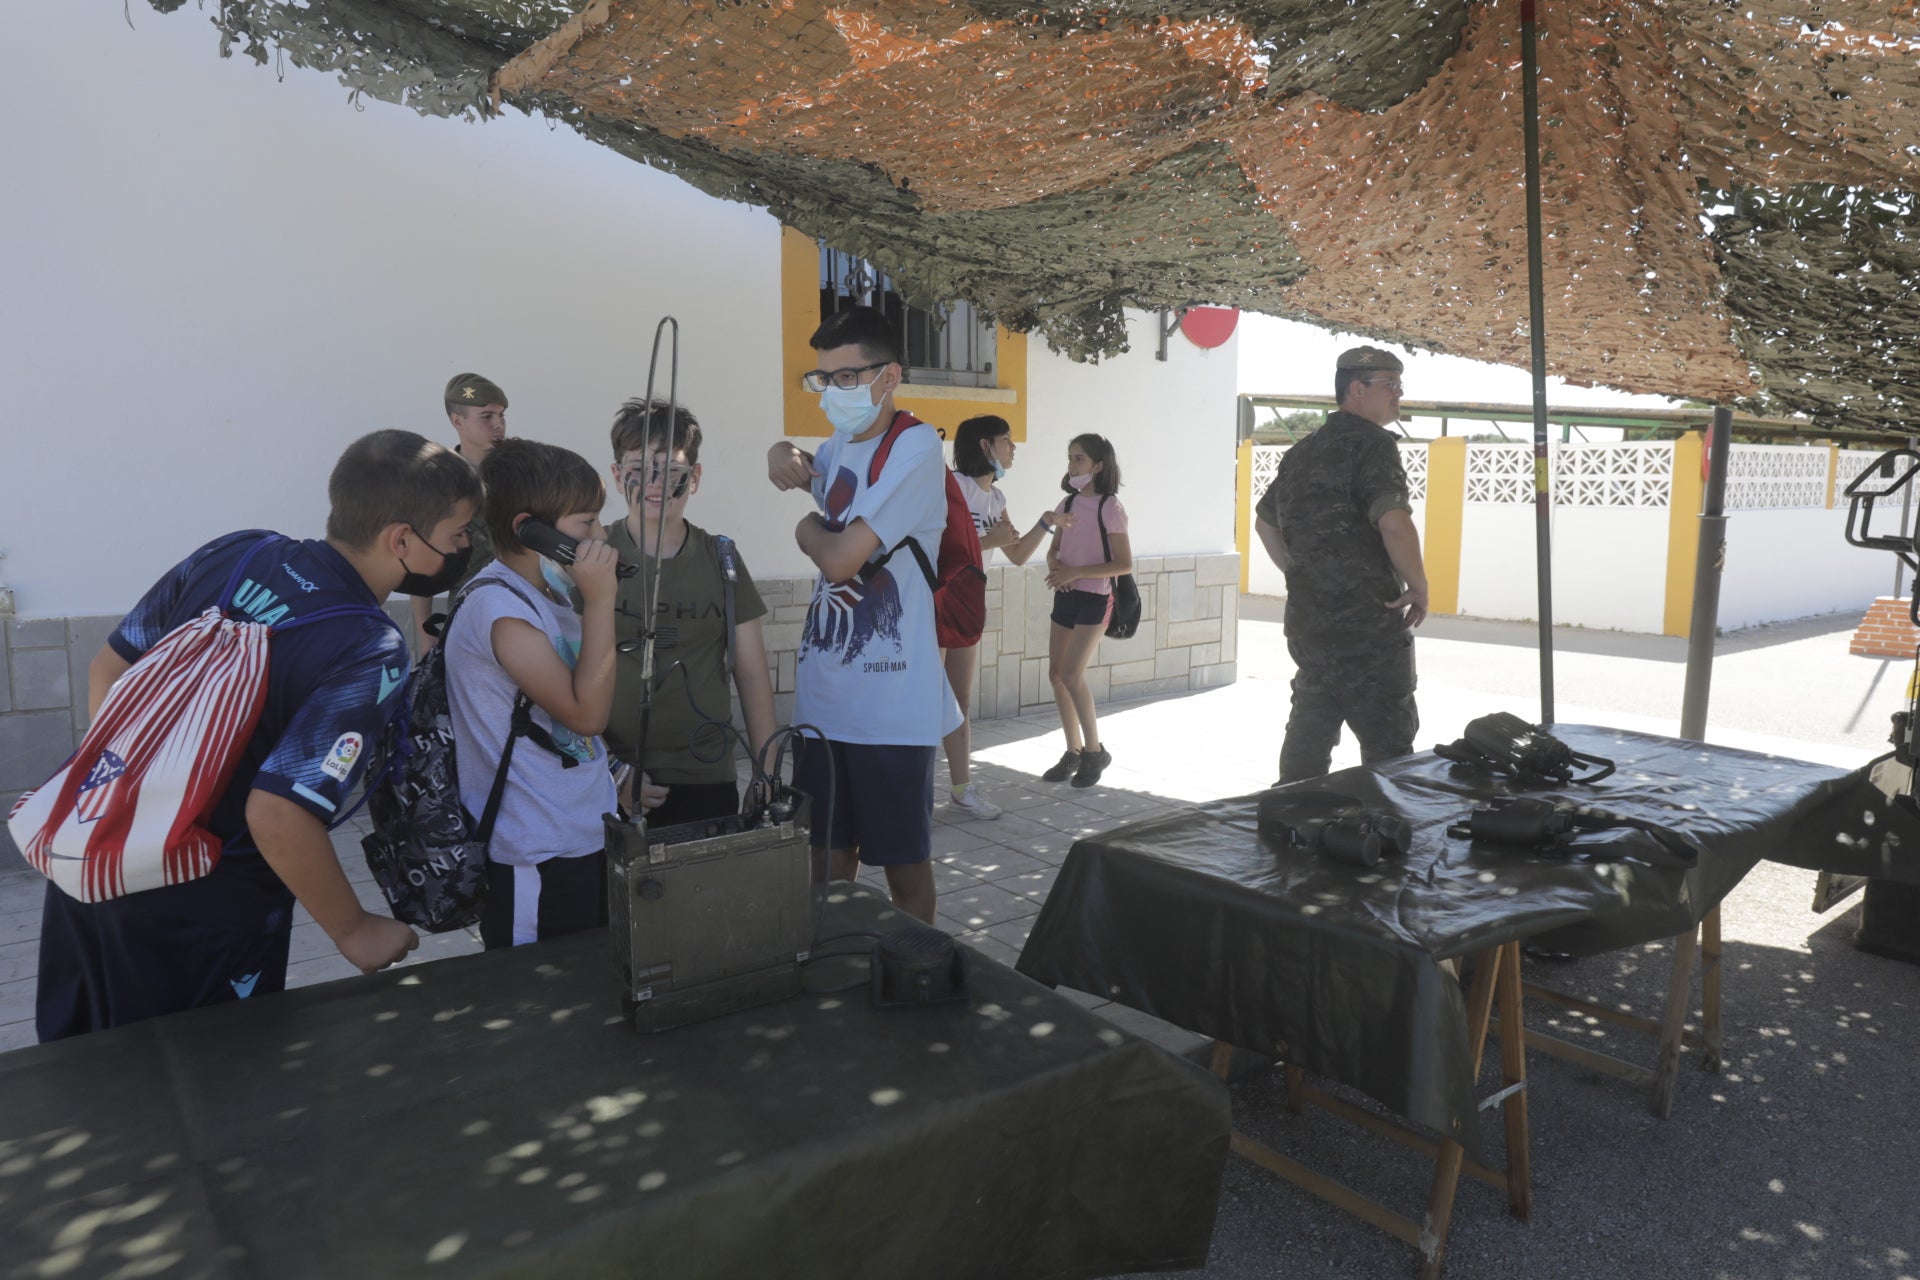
[7,601,1899,1054]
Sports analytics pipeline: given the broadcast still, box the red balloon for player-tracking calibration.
[1178,306,1239,350]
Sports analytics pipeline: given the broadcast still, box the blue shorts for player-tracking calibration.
[792,738,934,866]
[36,857,296,1042]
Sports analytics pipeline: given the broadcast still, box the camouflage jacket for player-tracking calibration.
[1255,410,1412,652]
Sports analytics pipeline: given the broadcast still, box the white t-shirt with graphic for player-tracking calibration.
[958,472,1008,566]
[445,562,616,866]
[799,418,964,747]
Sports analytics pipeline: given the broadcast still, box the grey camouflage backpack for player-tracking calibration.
[361,577,569,932]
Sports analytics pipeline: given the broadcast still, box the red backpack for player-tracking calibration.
[866,412,987,649]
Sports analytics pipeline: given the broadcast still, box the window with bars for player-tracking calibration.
[819,245,997,389]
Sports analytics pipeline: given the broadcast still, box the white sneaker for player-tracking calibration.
[949,783,1004,820]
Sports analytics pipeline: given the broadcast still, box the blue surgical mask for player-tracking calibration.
[539,555,576,604]
[988,456,1007,481]
[819,384,881,437]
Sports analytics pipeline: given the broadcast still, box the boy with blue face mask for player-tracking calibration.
[443,439,621,949]
[764,306,960,925]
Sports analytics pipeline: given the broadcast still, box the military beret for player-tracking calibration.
[444,372,508,410]
[1335,346,1405,374]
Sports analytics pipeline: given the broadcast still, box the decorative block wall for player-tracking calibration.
[4,558,1241,848]
[752,553,1242,725]
[0,604,417,858]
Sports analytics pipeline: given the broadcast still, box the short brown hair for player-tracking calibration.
[610,398,702,464]
[326,430,480,548]
[481,438,605,553]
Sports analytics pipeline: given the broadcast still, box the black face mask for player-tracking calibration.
[396,531,472,597]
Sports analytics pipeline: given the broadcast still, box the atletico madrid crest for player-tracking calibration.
[74,750,128,825]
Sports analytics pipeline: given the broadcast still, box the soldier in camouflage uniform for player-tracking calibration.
[410,373,508,648]
[1254,346,1430,782]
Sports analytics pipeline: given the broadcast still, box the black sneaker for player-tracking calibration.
[1071,745,1112,788]
[1042,749,1082,783]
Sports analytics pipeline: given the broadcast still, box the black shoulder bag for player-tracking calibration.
[1077,493,1142,640]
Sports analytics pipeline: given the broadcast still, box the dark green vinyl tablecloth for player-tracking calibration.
[1016,726,1920,1154]
[2,884,1228,1280]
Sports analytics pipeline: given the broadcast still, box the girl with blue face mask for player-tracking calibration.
[443,439,623,951]
[941,416,1070,820]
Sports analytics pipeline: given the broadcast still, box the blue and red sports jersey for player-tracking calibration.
[108,530,407,851]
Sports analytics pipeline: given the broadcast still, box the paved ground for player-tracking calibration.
[3,600,1916,1278]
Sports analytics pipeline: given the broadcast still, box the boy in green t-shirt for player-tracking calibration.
[604,398,777,825]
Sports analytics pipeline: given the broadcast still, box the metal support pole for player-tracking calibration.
[1897,434,1915,600]
[1679,406,1734,741]
[1520,0,1554,724]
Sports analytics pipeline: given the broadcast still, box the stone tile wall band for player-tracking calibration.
[2,565,1240,845]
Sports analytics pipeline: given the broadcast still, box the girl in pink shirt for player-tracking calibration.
[1041,434,1131,788]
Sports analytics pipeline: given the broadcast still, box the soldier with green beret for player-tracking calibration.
[409,373,507,648]
[1254,345,1429,782]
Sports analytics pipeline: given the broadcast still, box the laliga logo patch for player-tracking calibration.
[75,750,128,825]
[320,732,363,783]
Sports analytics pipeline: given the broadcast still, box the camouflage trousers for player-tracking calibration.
[1277,638,1418,783]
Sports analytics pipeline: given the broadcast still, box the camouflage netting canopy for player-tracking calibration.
[176,1,1918,433]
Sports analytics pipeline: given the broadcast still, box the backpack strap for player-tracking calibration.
[715,534,740,688]
[216,533,398,637]
[451,575,582,773]
[865,410,923,486]
[214,534,284,622]
[473,693,539,841]
[857,413,941,592]
[900,539,940,593]
[1095,494,1112,563]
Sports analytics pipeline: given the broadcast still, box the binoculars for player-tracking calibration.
[1306,812,1416,869]
[1449,797,1575,847]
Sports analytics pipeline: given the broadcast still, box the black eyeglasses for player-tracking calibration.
[802,362,890,393]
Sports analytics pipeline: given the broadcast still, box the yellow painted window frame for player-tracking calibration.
[780,226,1026,441]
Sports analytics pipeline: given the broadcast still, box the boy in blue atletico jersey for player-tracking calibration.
[35,429,482,1041]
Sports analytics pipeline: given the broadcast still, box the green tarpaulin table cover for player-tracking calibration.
[1016,727,1915,1153]
[2,884,1228,1280]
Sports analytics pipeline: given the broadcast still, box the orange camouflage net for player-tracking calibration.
[172,0,1920,428]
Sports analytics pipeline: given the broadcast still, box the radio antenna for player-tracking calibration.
[629,315,680,794]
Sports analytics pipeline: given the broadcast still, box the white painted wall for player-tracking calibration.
[1457,506,1669,631]
[3,2,785,617]
[1457,505,1543,622]
[1547,508,1670,633]
[1720,508,1892,631]
[1019,310,1240,557]
[2,5,1238,620]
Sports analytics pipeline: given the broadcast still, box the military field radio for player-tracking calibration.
[603,316,816,1032]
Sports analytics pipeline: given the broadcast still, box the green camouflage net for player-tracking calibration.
[150,0,1920,431]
